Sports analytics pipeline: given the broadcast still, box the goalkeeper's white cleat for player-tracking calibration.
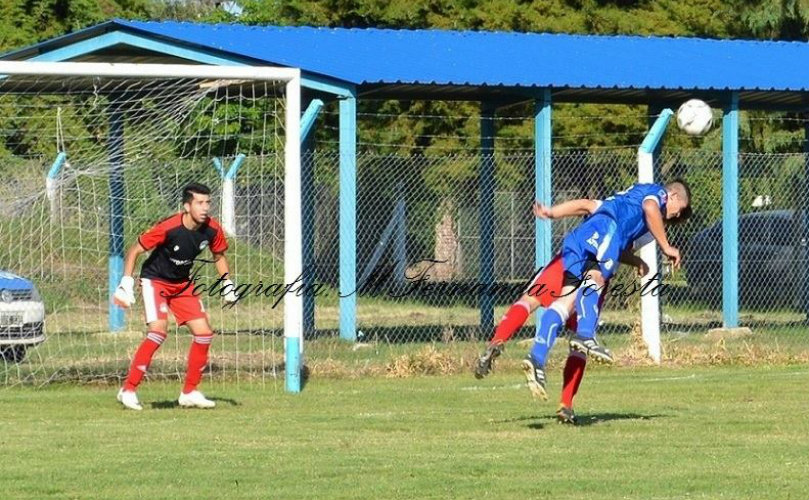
[117,388,143,411]
[178,390,216,409]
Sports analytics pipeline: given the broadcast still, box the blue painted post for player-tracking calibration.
[722,93,740,328]
[47,152,67,180]
[534,91,552,337]
[300,99,325,336]
[300,99,322,337]
[648,104,666,182]
[220,154,245,236]
[212,157,225,178]
[284,336,301,393]
[339,93,357,341]
[46,152,67,222]
[300,99,324,142]
[480,103,496,333]
[108,105,125,332]
[224,154,246,180]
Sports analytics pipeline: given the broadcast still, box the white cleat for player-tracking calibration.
[117,388,143,411]
[178,390,216,409]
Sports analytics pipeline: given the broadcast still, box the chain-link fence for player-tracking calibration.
[301,147,809,351]
[3,89,808,384]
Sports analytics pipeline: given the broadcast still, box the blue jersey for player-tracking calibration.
[561,183,667,281]
[594,183,667,251]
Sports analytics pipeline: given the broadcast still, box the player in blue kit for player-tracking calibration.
[522,180,692,399]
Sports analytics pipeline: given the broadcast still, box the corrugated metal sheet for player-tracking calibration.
[109,20,809,92]
[4,19,809,105]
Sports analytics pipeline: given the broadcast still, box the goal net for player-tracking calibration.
[0,62,302,390]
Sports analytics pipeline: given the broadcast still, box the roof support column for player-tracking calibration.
[301,99,323,337]
[108,102,125,332]
[722,92,740,328]
[534,90,552,337]
[339,91,358,341]
[479,103,496,334]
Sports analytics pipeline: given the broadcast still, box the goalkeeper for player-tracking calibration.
[113,183,237,411]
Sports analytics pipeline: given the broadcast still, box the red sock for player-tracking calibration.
[183,334,213,394]
[123,331,166,391]
[560,351,587,408]
[491,299,532,344]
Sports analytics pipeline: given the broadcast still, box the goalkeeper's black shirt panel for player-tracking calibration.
[138,213,228,283]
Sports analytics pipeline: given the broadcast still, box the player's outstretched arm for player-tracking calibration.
[113,243,146,308]
[212,252,238,304]
[533,198,599,220]
[643,199,681,268]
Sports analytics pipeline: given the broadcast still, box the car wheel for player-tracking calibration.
[0,346,27,363]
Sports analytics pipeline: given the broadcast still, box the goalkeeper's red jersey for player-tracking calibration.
[138,213,228,283]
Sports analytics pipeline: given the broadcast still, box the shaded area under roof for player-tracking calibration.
[4,20,809,109]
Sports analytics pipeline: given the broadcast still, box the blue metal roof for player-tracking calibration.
[4,20,809,107]
[112,20,809,91]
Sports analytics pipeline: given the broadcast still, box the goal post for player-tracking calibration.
[637,107,674,363]
[0,61,303,392]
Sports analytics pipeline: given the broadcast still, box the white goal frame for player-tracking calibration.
[0,61,304,392]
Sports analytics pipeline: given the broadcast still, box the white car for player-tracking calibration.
[0,271,45,362]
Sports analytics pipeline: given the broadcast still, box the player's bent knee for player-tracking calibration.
[184,317,214,334]
[519,294,542,312]
[548,301,571,322]
[147,321,168,334]
[553,288,578,311]
[582,270,605,288]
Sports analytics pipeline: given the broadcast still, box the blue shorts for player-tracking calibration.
[561,214,622,281]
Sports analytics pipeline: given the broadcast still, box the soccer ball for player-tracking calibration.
[676,99,713,136]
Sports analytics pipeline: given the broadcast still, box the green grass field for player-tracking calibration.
[2,365,808,500]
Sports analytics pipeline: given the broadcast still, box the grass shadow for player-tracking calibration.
[491,414,543,424]
[209,396,241,406]
[501,412,666,429]
[494,411,664,429]
[149,396,241,410]
[573,412,666,427]
[150,400,179,409]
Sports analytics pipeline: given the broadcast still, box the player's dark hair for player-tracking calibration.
[665,178,693,225]
[667,178,691,205]
[182,183,211,204]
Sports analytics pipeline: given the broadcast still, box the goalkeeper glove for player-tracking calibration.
[113,276,136,308]
[222,279,238,304]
